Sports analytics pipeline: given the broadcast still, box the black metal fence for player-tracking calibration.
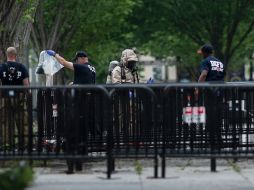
[0,84,254,178]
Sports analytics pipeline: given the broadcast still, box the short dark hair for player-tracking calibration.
[200,44,213,54]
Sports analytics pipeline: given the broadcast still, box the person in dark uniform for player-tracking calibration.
[197,44,226,170]
[0,47,30,151]
[197,44,225,82]
[47,50,96,173]
[0,47,29,86]
[46,50,96,84]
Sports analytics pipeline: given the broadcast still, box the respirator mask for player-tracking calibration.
[127,61,137,71]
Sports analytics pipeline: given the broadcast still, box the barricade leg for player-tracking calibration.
[161,154,166,178]
[206,88,220,172]
[107,153,112,179]
[154,155,158,178]
[211,158,216,172]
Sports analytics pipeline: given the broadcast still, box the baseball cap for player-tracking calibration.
[73,50,87,61]
[197,44,214,54]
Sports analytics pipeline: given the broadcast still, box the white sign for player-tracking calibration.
[52,104,58,117]
[182,106,206,124]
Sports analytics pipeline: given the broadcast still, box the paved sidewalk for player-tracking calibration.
[27,159,254,190]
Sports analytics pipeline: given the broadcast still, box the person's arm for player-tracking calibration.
[196,60,209,98]
[196,70,208,97]
[46,50,74,70]
[23,78,30,86]
[111,67,121,84]
[198,59,209,82]
[21,65,29,86]
[54,54,74,70]
[198,70,208,82]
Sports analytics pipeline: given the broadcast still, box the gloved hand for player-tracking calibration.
[147,78,154,84]
[46,50,56,56]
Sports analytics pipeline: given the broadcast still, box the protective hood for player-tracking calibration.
[121,49,138,66]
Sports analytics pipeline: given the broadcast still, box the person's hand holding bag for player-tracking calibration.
[46,50,56,57]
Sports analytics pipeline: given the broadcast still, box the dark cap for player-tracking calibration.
[197,44,214,54]
[73,51,87,61]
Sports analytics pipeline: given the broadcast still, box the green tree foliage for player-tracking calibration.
[65,0,140,83]
[3,0,254,81]
[31,0,140,83]
[0,0,38,63]
[162,0,254,68]
[127,0,254,79]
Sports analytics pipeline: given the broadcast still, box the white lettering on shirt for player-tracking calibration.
[17,71,22,78]
[210,61,224,72]
[88,65,96,73]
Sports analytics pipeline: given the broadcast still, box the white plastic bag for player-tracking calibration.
[36,50,64,86]
[39,50,63,75]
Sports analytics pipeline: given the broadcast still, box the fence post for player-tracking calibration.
[211,158,216,172]
[106,88,113,179]
[206,87,219,172]
[27,88,33,155]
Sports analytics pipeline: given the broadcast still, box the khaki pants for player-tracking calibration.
[0,94,29,151]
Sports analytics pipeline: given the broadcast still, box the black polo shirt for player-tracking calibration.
[73,63,96,84]
[0,61,29,85]
[200,56,225,81]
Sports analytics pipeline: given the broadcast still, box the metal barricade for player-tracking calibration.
[160,83,254,177]
[0,86,111,163]
[107,85,158,177]
[1,84,254,179]
[0,86,33,157]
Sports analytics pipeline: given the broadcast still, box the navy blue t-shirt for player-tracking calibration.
[0,61,29,85]
[73,63,96,84]
[200,56,225,81]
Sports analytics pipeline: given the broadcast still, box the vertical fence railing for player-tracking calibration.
[159,83,254,177]
[1,84,254,178]
[107,85,158,177]
[0,87,32,156]
[0,86,110,160]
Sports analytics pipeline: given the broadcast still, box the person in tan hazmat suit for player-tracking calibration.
[111,49,139,84]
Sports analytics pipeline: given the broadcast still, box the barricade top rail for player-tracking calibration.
[106,84,157,100]
[0,84,108,90]
[0,85,111,99]
[0,82,254,90]
[145,82,254,88]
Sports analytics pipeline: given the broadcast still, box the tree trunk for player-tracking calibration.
[0,0,39,65]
